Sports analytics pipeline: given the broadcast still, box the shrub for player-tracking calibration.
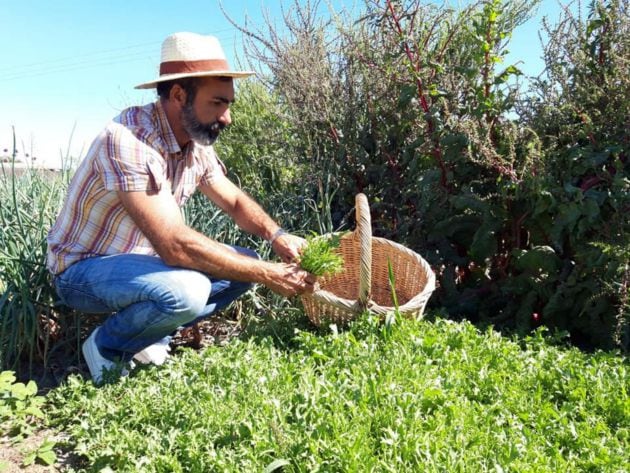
[519,0,629,348]
[229,0,629,349]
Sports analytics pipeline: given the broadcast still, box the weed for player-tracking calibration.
[22,438,57,467]
[0,371,45,439]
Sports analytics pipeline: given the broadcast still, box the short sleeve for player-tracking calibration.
[198,146,227,187]
[98,123,165,192]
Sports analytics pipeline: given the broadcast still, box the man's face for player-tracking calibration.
[180,77,234,146]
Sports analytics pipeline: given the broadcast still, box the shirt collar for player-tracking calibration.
[154,100,184,159]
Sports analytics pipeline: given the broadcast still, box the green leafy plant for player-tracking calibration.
[22,438,57,467]
[298,233,345,276]
[1,0,628,381]
[387,258,399,311]
[47,315,629,471]
[0,371,45,438]
[230,0,628,350]
[385,259,400,327]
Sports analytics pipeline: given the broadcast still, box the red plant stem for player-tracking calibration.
[329,124,340,145]
[385,1,428,112]
[580,113,597,146]
[385,0,449,189]
[483,29,491,101]
[434,22,461,70]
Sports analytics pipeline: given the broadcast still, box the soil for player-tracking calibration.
[1,429,59,473]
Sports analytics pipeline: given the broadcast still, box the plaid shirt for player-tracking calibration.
[47,101,226,275]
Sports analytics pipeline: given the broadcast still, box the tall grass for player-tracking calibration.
[0,160,70,372]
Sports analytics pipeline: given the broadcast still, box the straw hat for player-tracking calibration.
[135,32,254,89]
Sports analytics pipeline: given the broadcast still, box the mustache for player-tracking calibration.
[208,121,224,135]
[181,105,226,146]
[202,121,225,145]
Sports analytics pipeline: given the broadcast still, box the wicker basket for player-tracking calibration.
[301,193,436,326]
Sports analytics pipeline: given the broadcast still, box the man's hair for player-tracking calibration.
[157,77,199,102]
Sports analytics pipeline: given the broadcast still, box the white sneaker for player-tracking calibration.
[133,337,171,366]
[82,327,129,383]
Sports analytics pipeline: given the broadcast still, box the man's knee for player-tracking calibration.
[158,270,212,325]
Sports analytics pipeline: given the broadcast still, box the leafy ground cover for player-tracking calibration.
[44,313,628,472]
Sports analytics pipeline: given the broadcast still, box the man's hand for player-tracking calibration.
[265,262,317,297]
[272,233,307,264]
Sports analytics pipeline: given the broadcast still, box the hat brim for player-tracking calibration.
[135,70,255,89]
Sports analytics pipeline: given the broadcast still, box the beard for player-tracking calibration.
[181,102,225,146]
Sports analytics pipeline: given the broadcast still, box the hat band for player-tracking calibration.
[159,59,230,75]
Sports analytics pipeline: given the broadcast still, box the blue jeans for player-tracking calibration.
[53,248,257,361]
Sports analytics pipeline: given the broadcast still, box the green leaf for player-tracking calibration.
[430,215,480,242]
[514,246,561,273]
[469,211,501,263]
[532,191,556,217]
[450,194,489,214]
[387,259,399,312]
[264,459,290,473]
[24,381,37,397]
[581,198,600,222]
[494,65,523,85]
[469,223,498,263]
[551,203,581,246]
[37,450,57,466]
[398,84,417,108]
[0,371,16,386]
[586,18,604,36]
[23,405,44,419]
[22,453,36,467]
[10,383,28,401]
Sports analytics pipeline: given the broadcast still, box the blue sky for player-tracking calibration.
[0,0,567,167]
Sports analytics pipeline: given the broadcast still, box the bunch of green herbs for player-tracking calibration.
[298,233,345,277]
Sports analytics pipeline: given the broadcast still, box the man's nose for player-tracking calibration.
[218,108,231,127]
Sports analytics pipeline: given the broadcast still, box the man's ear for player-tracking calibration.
[170,84,186,107]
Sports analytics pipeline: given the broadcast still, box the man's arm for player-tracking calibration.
[116,187,315,297]
[199,176,305,263]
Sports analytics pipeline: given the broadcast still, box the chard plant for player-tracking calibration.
[231,0,629,350]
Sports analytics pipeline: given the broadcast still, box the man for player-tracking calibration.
[47,32,316,383]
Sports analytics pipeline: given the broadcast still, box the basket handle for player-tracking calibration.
[355,193,372,309]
